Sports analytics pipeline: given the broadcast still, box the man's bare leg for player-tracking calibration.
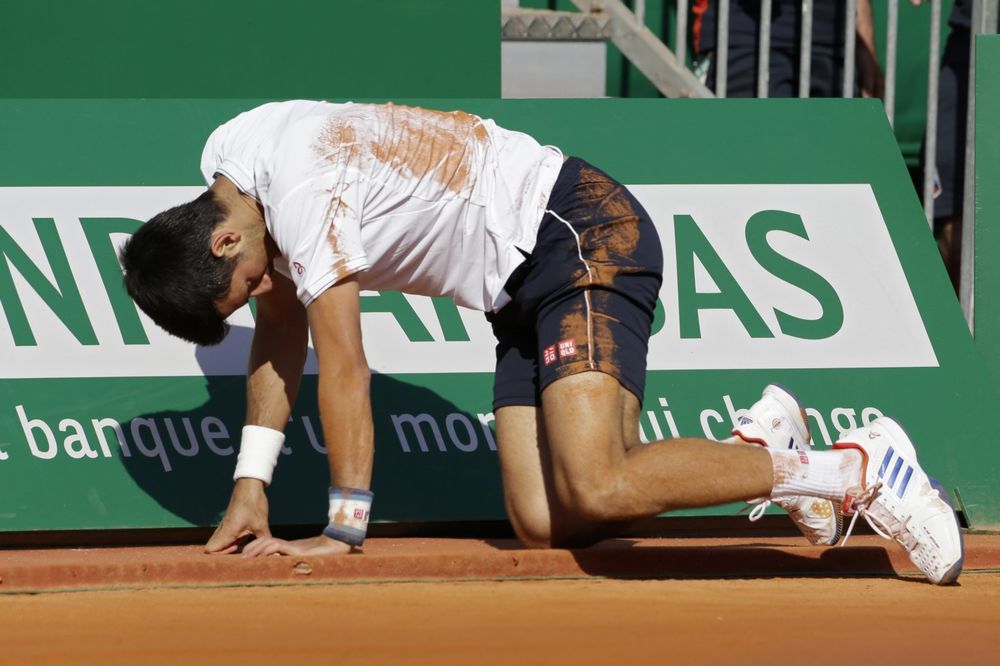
[495,405,636,547]
[540,372,774,522]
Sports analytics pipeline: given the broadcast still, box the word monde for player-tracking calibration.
[0,184,935,378]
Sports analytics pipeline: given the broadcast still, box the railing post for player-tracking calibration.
[843,0,857,97]
[758,0,773,97]
[717,0,731,97]
[677,0,689,68]
[922,0,943,227]
[799,0,814,97]
[885,0,900,125]
[960,0,1000,330]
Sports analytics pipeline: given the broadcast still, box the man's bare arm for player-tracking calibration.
[245,271,309,429]
[205,271,308,553]
[856,0,885,99]
[241,275,371,558]
[305,275,373,492]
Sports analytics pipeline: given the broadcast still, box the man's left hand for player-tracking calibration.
[240,534,354,557]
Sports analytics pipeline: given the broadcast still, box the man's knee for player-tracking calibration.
[513,523,554,549]
[508,506,606,550]
[555,472,622,523]
[505,492,609,549]
[505,495,555,548]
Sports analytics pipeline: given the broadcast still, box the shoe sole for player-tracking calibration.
[870,417,964,585]
[928,475,965,585]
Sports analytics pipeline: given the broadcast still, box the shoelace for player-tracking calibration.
[745,497,810,523]
[746,500,770,522]
[839,480,913,547]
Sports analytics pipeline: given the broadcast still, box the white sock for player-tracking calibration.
[768,449,863,501]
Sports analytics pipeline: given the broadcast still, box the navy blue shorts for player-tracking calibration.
[487,158,664,410]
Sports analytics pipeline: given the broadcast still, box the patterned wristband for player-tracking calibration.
[322,487,374,546]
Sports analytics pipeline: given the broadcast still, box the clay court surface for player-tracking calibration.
[3,535,999,665]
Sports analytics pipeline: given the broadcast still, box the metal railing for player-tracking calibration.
[707,0,997,329]
[960,0,1000,323]
[885,0,899,122]
[922,0,944,230]
[503,0,998,329]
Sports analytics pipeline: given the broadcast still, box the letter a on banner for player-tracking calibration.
[673,214,773,339]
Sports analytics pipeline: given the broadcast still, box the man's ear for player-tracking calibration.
[210,228,242,259]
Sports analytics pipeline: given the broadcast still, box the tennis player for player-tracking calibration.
[121,101,963,583]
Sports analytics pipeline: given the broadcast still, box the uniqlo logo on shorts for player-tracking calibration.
[558,339,577,359]
[354,508,365,520]
[543,345,558,365]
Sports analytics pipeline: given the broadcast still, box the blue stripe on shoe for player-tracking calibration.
[888,458,905,488]
[878,447,895,479]
[897,466,914,497]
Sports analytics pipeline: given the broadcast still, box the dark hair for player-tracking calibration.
[120,190,236,346]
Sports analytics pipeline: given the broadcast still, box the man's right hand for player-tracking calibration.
[205,478,271,554]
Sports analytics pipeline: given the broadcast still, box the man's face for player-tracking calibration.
[207,184,275,321]
[215,250,274,319]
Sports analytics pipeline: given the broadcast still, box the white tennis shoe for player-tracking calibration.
[733,384,843,546]
[834,417,964,585]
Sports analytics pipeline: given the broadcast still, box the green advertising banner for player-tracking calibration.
[975,35,1000,401]
[1,98,998,533]
[0,0,500,99]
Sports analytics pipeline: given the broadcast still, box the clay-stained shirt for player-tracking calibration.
[200,100,564,312]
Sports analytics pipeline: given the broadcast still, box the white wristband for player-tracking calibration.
[233,425,285,486]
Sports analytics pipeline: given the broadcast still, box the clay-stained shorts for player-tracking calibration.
[487,157,664,409]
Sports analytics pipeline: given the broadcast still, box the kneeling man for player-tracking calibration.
[121,101,963,584]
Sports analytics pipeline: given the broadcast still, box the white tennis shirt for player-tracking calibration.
[200,100,564,312]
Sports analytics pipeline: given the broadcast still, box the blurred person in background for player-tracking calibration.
[916,0,997,290]
[692,0,883,98]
